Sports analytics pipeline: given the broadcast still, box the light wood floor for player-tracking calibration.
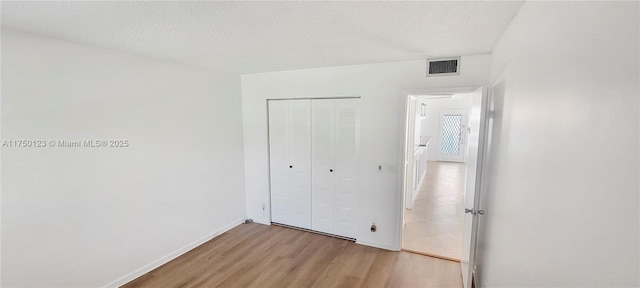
[403,161,465,260]
[123,223,462,288]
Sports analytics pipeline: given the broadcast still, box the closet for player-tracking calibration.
[268,99,312,229]
[268,98,359,239]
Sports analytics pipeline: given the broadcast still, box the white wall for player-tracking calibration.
[476,2,639,287]
[1,29,246,287]
[419,96,472,161]
[241,56,490,249]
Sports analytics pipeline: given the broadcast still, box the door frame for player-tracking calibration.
[403,96,418,212]
[396,86,490,250]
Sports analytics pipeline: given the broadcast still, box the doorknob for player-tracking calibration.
[289,165,293,168]
[329,169,333,172]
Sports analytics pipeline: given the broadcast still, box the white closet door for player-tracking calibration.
[288,100,312,229]
[311,99,335,234]
[268,100,291,225]
[333,99,359,238]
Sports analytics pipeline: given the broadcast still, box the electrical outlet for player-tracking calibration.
[261,203,266,211]
[370,223,377,232]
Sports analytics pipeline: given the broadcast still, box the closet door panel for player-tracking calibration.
[268,100,291,225]
[288,100,312,229]
[311,99,335,234]
[333,99,359,238]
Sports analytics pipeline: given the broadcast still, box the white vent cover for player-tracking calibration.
[426,57,460,77]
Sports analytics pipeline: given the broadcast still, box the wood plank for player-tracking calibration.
[122,223,462,288]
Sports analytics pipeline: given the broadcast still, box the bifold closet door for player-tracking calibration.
[288,100,312,229]
[269,100,290,226]
[311,100,335,234]
[311,99,359,238]
[333,99,359,238]
[268,100,311,229]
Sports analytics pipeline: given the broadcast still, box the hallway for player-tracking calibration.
[403,161,466,260]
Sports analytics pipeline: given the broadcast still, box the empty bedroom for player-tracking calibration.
[1,1,638,288]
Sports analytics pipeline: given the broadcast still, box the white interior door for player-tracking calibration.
[311,99,335,234]
[438,109,468,162]
[268,100,291,225]
[333,99,359,238]
[460,88,488,288]
[288,100,312,229]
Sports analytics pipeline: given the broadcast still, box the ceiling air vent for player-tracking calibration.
[427,57,460,77]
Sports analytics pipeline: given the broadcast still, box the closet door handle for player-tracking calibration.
[289,165,293,168]
[329,169,333,172]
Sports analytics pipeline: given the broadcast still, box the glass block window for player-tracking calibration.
[441,114,462,155]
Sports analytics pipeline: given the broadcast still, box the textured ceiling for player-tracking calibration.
[1,1,523,74]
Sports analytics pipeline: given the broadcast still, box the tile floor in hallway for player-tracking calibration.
[403,160,466,260]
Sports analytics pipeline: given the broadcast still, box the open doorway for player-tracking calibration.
[400,86,488,288]
[402,93,473,260]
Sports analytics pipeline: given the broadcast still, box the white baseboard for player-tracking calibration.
[103,217,245,288]
[356,238,399,251]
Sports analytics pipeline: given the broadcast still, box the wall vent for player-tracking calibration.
[426,57,460,77]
